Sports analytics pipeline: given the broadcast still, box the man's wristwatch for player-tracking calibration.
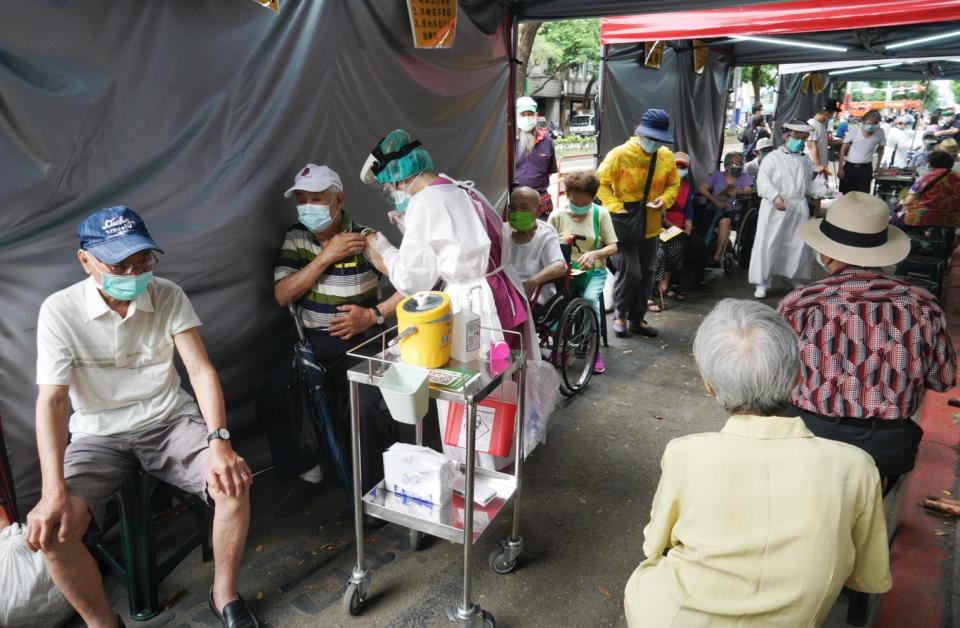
[371,305,385,325]
[207,427,231,445]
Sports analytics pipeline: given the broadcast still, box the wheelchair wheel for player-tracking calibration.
[553,298,599,397]
[736,208,759,270]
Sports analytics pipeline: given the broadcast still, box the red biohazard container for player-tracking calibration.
[443,395,516,457]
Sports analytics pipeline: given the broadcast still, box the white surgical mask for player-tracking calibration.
[517,116,537,132]
[677,168,688,178]
[638,137,658,154]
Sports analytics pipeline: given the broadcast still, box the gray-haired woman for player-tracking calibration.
[624,299,891,627]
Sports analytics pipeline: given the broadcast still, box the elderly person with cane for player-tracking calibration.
[624,299,891,627]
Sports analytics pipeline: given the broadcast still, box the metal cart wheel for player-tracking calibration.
[553,298,599,398]
[342,582,364,615]
[488,545,519,574]
[409,528,424,551]
[482,610,496,627]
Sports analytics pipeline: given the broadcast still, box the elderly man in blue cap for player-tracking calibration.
[27,206,258,627]
[597,108,680,338]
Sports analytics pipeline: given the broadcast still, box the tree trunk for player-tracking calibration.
[582,76,597,111]
[515,21,542,98]
[750,65,762,106]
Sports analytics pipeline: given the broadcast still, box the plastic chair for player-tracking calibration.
[93,468,212,620]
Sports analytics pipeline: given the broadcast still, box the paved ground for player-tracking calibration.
[83,265,916,628]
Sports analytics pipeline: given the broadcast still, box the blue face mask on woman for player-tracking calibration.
[862,123,878,133]
[568,201,592,216]
[637,137,659,154]
[297,203,333,232]
[100,271,154,301]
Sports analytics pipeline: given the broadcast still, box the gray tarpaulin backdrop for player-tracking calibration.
[600,44,732,183]
[772,74,834,146]
[0,0,510,512]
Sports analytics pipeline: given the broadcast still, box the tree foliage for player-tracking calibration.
[951,80,960,106]
[534,19,600,78]
[748,65,778,104]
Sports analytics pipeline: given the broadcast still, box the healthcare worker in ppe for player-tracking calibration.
[361,129,537,355]
[748,120,827,299]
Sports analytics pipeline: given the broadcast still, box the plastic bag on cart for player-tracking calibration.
[0,523,75,627]
[523,360,560,458]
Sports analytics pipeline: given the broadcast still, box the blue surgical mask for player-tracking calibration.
[816,254,830,273]
[568,201,592,216]
[862,124,878,133]
[100,271,153,301]
[786,138,805,153]
[677,168,688,178]
[297,203,333,232]
[638,137,658,154]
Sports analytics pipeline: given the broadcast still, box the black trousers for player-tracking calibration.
[612,236,659,323]
[839,161,873,194]
[256,328,399,493]
[788,404,923,477]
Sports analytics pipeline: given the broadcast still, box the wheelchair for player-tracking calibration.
[699,194,760,275]
[531,235,603,398]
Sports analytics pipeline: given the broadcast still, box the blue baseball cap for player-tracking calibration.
[635,108,673,144]
[77,206,163,264]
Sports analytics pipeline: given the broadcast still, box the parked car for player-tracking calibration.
[569,112,596,136]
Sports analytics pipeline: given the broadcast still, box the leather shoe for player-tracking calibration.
[209,588,260,628]
[630,322,658,338]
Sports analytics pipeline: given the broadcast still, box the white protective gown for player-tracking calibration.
[749,148,826,286]
[379,175,539,355]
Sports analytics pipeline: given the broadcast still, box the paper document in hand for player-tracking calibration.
[659,226,683,242]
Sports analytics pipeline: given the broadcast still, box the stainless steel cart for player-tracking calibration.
[342,327,526,628]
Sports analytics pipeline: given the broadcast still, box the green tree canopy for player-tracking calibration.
[532,19,600,79]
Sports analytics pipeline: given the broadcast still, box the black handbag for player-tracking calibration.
[610,149,658,246]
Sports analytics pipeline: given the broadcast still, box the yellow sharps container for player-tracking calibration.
[395,291,453,368]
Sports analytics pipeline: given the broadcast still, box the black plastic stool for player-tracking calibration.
[93,469,212,620]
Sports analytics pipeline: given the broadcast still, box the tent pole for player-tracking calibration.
[595,44,607,169]
[506,6,518,215]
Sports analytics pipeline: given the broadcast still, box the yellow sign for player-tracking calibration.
[252,0,279,13]
[693,40,707,75]
[406,0,457,49]
[644,41,664,69]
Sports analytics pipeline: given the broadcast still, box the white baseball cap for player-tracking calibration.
[284,163,342,198]
[755,137,774,151]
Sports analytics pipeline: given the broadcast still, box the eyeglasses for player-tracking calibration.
[97,252,158,276]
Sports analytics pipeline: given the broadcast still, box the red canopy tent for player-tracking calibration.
[600,0,960,44]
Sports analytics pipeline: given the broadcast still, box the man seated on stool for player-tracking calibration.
[264,164,403,523]
[501,186,566,303]
[625,299,891,627]
[28,206,258,628]
[779,192,957,493]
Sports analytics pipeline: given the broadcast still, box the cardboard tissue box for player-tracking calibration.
[383,443,458,505]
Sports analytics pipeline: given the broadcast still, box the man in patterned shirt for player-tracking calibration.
[261,164,402,518]
[779,192,956,491]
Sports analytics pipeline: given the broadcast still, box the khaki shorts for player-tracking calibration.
[64,414,210,528]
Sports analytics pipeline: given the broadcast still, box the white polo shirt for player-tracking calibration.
[36,276,201,437]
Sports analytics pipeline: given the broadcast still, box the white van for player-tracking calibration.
[569,112,596,136]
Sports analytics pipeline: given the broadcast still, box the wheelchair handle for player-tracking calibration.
[287,303,307,343]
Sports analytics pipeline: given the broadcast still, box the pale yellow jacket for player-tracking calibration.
[625,415,891,628]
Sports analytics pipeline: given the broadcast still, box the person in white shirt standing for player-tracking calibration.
[805,98,840,176]
[883,116,915,168]
[839,110,885,194]
[27,206,259,628]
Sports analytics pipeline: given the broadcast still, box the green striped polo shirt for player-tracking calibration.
[273,212,380,329]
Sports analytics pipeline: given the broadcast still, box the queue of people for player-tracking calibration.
[20,93,960,628]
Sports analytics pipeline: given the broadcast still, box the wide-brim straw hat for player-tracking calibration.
[797,191,910,267]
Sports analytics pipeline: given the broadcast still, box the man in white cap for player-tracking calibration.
[749,120,826,299]
[779,191,956,493]
[262,163,402,520]
[514,96,558,217]
[744,136,774,181]
[883,116,914,168]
